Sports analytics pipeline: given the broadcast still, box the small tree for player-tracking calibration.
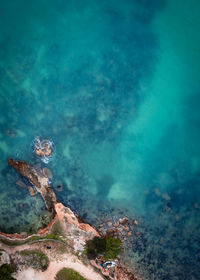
[0,264,16,280]
[104,236,122,260]
[86,236,106,259]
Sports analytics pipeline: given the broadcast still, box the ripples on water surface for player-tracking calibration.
[0,0,200,279]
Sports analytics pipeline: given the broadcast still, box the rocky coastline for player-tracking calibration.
[0,158,137,280]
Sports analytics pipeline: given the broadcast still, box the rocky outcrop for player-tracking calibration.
[34,137,53,157]
[99,216,136,241]
[115,264,137,280]
[8,158,57,217]
[0,250,10,267]
[55,203,100,251]
[90,259,137,280]
[3,159,99,247]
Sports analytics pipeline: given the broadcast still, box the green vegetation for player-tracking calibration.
[0,264,16,280]
[43,233,64,242]
[55,268,86,280]
[0,221,65,247]
[28,236,41,242]
[104,236,122,260]
[86,236,106,259]
[85,236,122,260]
[0,238,23,246]
[0,236,42,246]
[20,250,49,271]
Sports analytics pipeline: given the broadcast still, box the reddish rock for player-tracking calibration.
[118,228,123,234]
[106,228,116,236]
[119,217,129,225]
[115,264,137,280]
[123,226,129,231]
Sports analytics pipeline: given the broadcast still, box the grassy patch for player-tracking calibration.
[20,250,49,271]
[0,221,66,248]
[28,236,41,242]
[55,268,86,280]
[0,236,42,246]
[43,233,61,240]
[0,238,23,246]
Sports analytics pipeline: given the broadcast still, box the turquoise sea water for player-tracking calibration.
[0,0,200,279]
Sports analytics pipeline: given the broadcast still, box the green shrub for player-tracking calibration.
[0,264,16,280]
[104,236,122,260]
[85,236,122,260]
[55,268,86,280]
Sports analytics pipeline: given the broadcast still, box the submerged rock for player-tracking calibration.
[123,226,129,232]
[43,167,53,179]
[18,202,27,211]
[162,193,171,201]
[16,179,27,188]
[55,184,63,192]
[28,186,37,196]
[4,129,17,137]
[133,220,138,226]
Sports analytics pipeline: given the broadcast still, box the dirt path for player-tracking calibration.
[0,242,105,280]
[16,259,105,280]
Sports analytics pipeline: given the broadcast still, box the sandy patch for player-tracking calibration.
[1,242,104,280]
[15,268,45,280]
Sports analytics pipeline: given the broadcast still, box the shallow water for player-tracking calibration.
[0,0,200,279]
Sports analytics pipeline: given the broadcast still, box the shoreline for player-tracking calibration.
[0,158,137,280]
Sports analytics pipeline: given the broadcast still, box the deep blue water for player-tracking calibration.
[0,0,200,279]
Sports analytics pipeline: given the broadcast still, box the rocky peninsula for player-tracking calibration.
[0,159,137,280]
